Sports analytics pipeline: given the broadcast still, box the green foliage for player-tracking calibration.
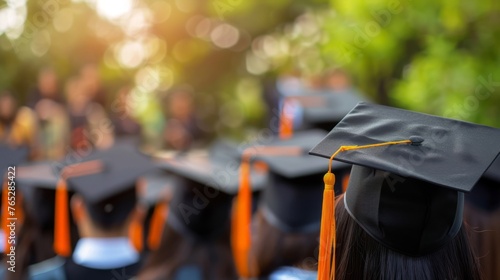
[0,0,498,140]
[319,0,500,127]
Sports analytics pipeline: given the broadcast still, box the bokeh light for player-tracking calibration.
[210,23,240,49]
[96,0,133,20]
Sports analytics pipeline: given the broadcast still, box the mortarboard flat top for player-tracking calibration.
[310,102,500,193]
[66,145,156,204]
[250,130,349,178]
[15,161,59,189]
[302,91,365,124]
[0,145,29,176]
[155,150,268,195]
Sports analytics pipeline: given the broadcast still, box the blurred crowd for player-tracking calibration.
[0,65,499,280]
[0,64,212,161]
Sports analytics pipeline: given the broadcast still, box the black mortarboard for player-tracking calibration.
[155,149,268,238]
[66,145,156,225]
[54,145,156,256]
[251,130,350,232]
[0,145,29,176]
[309,102,500,257]
[1,145,30,249]
[15,162,59,229]
[301,91,365,131]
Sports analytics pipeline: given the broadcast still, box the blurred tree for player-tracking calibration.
[0,0,498,139]
[246,0,500,127]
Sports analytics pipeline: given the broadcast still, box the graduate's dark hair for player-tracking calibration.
[335,194,482,280]
[84,186,137,230]
[249,209,319,277]
[138,222,237,280]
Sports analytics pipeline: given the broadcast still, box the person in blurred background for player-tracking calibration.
[27,67,62,108]
[65,77,114,155]
[110,86,142,141]
[79,63,107,108]
[139,150,243,280]
[240,132,349,279]
[162,87,204,151]
[0,91,38,158]
[29,146,155,280]
[34,97,70,160]
[23,67,70,160]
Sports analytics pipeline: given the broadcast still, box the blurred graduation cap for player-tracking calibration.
[155,148,268,239]
[0,144,29,176]
[302,91,365,131]
[251,130,350,232]
[466,157,500,212]
[308,102,500,279]
[54,145,156,256]
[15,162,59,228]
[232,130,350,277]
[1,145,30,249]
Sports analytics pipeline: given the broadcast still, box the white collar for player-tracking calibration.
[72,237,139,269]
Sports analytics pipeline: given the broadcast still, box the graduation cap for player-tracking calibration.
[251,131,350,232]
[54,145,156,257]
[1,145,29,251]
[279,91,366,138]
[14,162,59,227]
[302,91,365,131]
[231,130,350,278]
[155,148,268,240]
[0,145,29,175]
[308,102,500,280]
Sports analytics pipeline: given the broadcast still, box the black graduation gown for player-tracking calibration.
[28,257,143,280]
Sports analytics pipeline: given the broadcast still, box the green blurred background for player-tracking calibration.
[1,0,499,141]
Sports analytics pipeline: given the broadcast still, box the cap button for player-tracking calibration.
[409,136,424,146]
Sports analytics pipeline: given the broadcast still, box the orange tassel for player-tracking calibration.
[54,179,71,257]
[147,202,168,251]
[2,180,10,252]
[318,172,336,280]
[129,215,144,252]
[231,156,253,277]
[279,98,293,140]
[130,178,146,252]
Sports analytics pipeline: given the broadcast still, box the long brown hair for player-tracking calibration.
[335,194,482,280]
[249,209,319,277]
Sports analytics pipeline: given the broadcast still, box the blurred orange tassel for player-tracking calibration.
[147,202,168,251]
[279,98,293,140]
[2,180,10,252]
[129,216,144,252]
[54,179,71,257]
[231,157,253,277]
